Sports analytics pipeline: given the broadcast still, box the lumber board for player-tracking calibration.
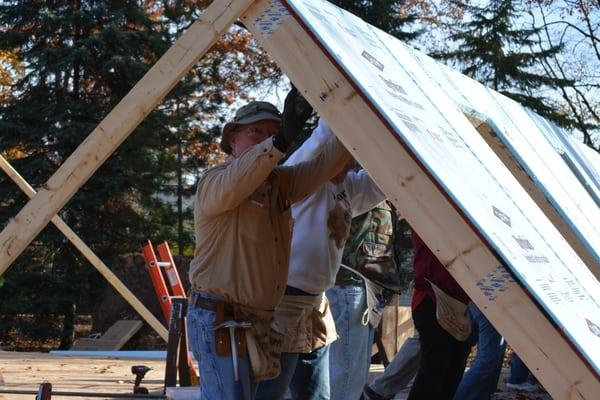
[70,320,143,351]
[380,304,413,357]
[0,155,168,341]
[0,0,255,274]
[69,338,128,351]
[101,320,143,342]
[49,350,168,359]
[242,1,600,398]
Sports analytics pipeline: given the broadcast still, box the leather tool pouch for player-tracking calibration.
[215,302,247,357]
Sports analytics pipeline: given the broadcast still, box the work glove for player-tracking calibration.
[273,85,313,152]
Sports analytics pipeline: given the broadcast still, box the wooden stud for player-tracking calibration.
[70,320,143,350]
[242,1,599,398]
[0,0,255,274]
[0,155,168,341]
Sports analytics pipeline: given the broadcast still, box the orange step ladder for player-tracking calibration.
[141,240,199,386]
[142,241,186,322]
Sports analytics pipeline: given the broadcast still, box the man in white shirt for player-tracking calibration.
[255,119,385,400]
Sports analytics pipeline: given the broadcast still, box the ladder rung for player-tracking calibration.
[156,261,172,267]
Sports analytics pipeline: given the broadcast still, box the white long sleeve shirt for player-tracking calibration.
[284,119,385,293]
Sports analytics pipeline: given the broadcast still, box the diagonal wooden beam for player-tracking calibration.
[0,155,168,341]
[0,0,255,274]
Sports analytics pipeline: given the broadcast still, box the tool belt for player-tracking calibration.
[272,293,338,353]
[189,292,282,383]
[427,280,471,342]
[189,296,247,357]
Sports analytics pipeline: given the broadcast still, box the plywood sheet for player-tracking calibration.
[405,47,600,272]
[523,111,600,203]
[244,0,600,397]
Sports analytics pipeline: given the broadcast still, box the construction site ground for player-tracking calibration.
[0,351,552,400]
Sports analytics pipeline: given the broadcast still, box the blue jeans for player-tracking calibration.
[187,290,256,400]
[453,303,506,400]
[327,284,375,400]
[368,336,421,397]
[255,345,331,400]
[508,353,531,384]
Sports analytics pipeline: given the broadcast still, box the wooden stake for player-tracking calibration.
[0,0,255,274]
[0,155,168,341]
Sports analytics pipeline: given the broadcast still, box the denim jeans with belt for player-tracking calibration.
[453,302,506,400]
[327,284,375,400]
[187,290,256,400]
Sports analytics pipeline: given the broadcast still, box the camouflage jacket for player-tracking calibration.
[335,200,401,291]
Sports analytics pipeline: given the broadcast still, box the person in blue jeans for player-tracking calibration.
[453,302,506,400]
[255,119,385,400]
[327,284,376,399]
[327,201,401,399]
[256,343,331,399]
[187,291,256,399]
[187,93,352,400]
[362,332,421,399]
[507,353,538,392]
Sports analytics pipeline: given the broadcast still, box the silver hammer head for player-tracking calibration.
[213,319,252,383]
[213,320,252,330]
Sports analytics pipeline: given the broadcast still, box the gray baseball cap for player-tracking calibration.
[221,101,282,154]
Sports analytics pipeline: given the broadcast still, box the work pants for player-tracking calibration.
[327,284,375,400]
[368,335,421,398]
[407,296,471,400]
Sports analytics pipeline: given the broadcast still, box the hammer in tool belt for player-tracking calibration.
[213,320,252,381]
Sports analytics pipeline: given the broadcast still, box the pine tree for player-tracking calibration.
[0,0,283,349]
[331,0,423,41]
[438,0,573,125]
[153,0,282,255]
[0,0,187,349]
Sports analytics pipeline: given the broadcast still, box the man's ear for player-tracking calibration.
[228,132,238,157]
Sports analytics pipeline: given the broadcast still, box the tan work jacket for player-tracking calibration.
[189,134,350,311]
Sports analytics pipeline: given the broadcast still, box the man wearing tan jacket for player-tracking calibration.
[187,88,351,400]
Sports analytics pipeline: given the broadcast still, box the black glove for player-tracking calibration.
[273,85,313,152]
